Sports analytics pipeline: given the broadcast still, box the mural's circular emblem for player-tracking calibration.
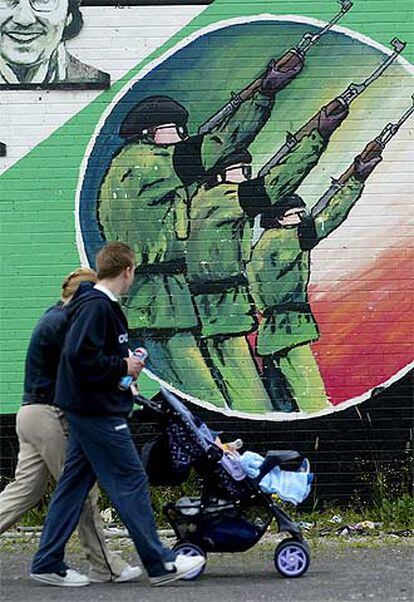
[77,17,414,419]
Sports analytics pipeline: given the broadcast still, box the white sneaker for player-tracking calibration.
[89,564,142,583]
[113,565,142,583]
[30,568,90,587]
[150,553,206,586]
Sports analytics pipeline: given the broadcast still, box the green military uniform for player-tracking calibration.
[247,175,364,413]
[186,129,326,413]
[98,93,273,408]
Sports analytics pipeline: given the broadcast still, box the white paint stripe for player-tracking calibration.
[141,360,413,422]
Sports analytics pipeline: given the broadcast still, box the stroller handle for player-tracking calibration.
[133,394,164,415]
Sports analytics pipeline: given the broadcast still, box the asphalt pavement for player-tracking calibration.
[1,537,413,602]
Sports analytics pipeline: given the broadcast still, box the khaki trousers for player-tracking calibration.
[0,405,128,579]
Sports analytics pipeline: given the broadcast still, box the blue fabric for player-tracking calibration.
[196,420,245,480]
[31,413,174,577]
[240,451,313,505]
[55,286,131,417]
[219,453,246,481]
[22,303,66,405]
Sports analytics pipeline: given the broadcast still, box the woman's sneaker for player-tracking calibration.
[150,554,206,586]
[89,564,142,583]
[30,568,90,587]
[113,565,142,583]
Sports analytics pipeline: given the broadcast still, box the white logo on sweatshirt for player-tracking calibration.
[118,333,128,344]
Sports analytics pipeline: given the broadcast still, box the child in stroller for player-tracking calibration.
[139,387,312,580]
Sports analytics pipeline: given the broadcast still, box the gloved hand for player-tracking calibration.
[353,153,383,181]
[317,103,349,139]
[260,56,304,97]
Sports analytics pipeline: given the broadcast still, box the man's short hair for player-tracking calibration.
[96,242,136,280]
[61,267,97,301]
[63,0,84,42]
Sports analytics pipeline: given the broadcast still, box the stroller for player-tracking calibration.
[138,387,311,580]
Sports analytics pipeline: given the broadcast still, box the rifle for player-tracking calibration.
[258,37,406,178]
[311,93,414,216]
[198,0,353,135]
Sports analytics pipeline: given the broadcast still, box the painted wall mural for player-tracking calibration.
[78,13,413,418]
[0,0,413,429]
[0,0,109,88]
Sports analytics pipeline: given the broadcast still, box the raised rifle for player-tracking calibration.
[258,37,406,178]
[311,93,414,216]
[198,0,353,135]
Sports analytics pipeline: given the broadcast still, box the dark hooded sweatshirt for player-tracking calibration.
[54,285,132,417]
[22,301,66,405]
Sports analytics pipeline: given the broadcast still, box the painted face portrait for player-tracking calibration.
[0,0,69,68]
[0,0,109,87]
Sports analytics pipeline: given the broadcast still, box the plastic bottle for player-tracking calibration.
[118,348,148,390]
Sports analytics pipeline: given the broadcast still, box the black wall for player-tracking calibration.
[1,370,412,507]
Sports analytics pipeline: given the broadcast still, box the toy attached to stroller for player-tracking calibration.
[139,388,312,580]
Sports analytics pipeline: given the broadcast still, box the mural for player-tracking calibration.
[77,13,413,417]
[0,0,109,88]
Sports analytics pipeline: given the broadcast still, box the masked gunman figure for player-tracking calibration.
[247,152,382,413]
[97,60,301,407]
[185,98,349,412]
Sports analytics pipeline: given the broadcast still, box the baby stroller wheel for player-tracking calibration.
[172,542,207,580]
[274,539,310,578]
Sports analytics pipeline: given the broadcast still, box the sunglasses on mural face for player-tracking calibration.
[0,0,60,12]
[225,165,252,180]
[147,124,188,139]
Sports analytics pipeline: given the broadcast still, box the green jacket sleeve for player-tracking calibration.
[298,176,364,250]
[200,92,274,172]
[238,129,325,217]
[263,128,326,204]
[313,175,364,241]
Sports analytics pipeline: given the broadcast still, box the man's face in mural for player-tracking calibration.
[278,207,306,228]
[0,0,70,67]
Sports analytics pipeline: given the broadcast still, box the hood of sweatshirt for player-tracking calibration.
[67,282,116,319]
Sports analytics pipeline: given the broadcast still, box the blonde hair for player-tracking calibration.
[61,267,97,302]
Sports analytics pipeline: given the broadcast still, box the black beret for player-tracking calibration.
[119,96,189,140]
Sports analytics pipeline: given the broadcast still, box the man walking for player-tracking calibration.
[31,242,205,586]
[0,268,137,582]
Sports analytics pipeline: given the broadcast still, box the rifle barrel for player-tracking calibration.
[297,0,353,55]
[310,179,344,217]
[311,95,413,215]
[259,39,406,177]
[198,1,354,134]
[361,38,405,90]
